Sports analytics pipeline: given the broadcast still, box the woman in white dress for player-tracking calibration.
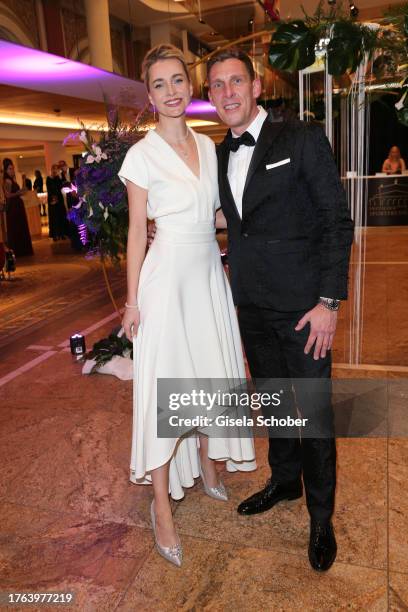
[120,45,256,567]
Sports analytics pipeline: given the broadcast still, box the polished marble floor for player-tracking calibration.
[0,228,407,611]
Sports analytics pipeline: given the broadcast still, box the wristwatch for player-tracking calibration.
[319,297,340,311]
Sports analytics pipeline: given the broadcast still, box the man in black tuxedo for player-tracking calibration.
[207,49,354,571]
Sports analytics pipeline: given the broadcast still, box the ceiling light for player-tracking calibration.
[0,114,106,131]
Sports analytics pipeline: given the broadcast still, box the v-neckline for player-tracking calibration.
[151,127,202,182]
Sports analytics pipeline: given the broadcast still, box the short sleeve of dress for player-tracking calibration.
[118,142,149,190]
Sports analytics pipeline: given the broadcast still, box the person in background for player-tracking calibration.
[58,160,69,183]
[34,170,45,216]
[33,170,44,193]
[382,146,406,174]
[66,167,83,252]
[2,158,33,257]
[58,160,73,215]
[46,163,69,241]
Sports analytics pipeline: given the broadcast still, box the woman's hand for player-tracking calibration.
[215,208,227,229]
[122,306,140,342]
[147,220,156,247]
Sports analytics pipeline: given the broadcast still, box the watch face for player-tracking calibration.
[320,298,340,310]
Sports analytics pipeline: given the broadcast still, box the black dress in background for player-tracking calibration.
[34,176,46,215]
[3,179,33,257]
[33,176,44,193]
[46,175,69,240]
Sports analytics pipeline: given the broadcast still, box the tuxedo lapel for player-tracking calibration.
[243,119,285,197]
[218,137,241,221]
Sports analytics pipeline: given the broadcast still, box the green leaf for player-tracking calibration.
[269,20,317,72]
[327,21,365,76]
[397,106,408,126]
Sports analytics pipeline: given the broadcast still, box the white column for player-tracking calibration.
[84,0,113,72]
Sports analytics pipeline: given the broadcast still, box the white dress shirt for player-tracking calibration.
[227,105,268,218]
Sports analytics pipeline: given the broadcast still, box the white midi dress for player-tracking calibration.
[119,127,256,500]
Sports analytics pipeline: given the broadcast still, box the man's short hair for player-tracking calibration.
[207,48,255,82]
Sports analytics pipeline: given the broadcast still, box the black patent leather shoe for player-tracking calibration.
[308,520,337,571]
[237,479,303,516]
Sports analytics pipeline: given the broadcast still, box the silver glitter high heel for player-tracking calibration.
[199,465,228,501]
[150,500,182,567]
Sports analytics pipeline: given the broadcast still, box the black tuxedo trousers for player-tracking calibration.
[238,304,336,523]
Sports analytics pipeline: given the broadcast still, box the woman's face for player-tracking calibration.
[5,164,15,178]
[51,165,59,177]
[147,58,192,120]
[390,146,400,160]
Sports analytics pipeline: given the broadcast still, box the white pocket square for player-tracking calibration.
[266,158,291,170]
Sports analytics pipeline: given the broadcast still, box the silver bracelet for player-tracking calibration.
[125,302,139,309]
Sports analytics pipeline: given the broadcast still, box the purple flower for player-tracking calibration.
[68,207,86,225]
[90,165,112,182]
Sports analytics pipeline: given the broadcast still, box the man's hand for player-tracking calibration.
[147,220,156,247]
[295,304,338,360]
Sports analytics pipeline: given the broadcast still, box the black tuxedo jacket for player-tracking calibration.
[217,117,354,311]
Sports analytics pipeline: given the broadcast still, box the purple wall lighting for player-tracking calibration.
[0,40,148,106]
[0,41,218,121]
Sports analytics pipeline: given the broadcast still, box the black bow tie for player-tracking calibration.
[225,130,256,153]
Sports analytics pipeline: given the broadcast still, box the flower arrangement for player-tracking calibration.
[66,107,148,375]
[81,326,133,374]
[67,106,147,264]
[267,1,408,124]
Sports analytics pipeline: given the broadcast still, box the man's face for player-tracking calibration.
[208,58,261,135]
